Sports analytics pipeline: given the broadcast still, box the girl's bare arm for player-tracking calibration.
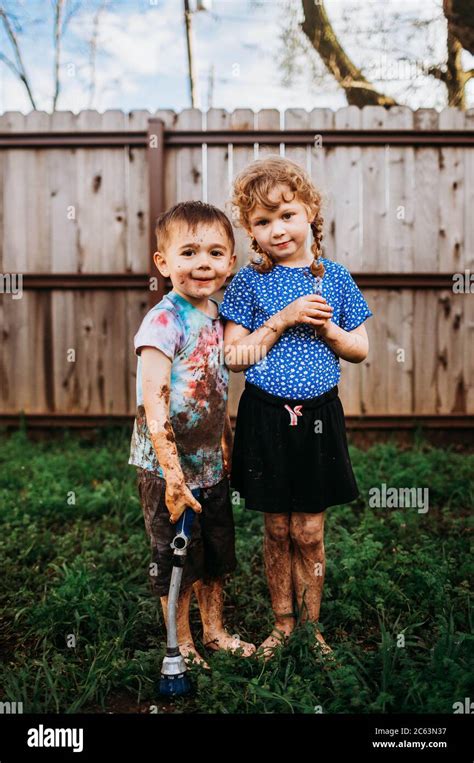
[223,319,286,372]
[224,294,333,372]
[316,322,369,363]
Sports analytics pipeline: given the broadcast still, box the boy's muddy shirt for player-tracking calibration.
[128,290,228,489]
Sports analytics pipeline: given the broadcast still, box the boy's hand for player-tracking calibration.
[221,439,232,477]
[165,478,202,524]
[278,294,333,329]
[221,414,233,477]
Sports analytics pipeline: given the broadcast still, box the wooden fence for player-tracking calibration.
[0,106,473,438]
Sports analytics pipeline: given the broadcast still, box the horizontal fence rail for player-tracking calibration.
[12,273,462,289]
[2,129,474,149]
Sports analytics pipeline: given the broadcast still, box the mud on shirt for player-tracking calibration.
[128,290,228,489]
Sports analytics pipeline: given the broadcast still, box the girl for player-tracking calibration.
[219,155,373,658]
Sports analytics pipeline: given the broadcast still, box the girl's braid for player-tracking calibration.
[310,206,325,278]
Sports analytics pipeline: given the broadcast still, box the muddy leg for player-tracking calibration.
[194,578,256,657]
[257,513,295,658]
[290,512,332,654]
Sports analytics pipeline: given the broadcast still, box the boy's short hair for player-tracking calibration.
[155,201,235,253]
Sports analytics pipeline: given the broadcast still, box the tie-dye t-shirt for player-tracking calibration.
[128,290,228,489]
[219,258,373,399]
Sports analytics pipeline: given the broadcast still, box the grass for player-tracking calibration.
[0,425,472,714]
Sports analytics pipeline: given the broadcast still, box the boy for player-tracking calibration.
[129,201,256,667]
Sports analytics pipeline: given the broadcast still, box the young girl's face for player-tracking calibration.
[247,184,313,264]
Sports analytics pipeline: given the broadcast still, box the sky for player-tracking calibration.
[0,0,473,114]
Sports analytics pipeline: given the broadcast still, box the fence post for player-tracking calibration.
[147,117,166,307]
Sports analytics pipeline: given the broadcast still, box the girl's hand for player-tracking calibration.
[278,294,334,329]
[165,478,202,524]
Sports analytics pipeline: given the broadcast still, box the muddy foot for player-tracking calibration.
[203,631,256,657]
[256,625,293,661]
[179,641,210,670]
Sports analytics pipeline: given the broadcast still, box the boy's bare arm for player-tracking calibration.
[316,322,369,363]
[141,347,201,522]
[220,411,233,476]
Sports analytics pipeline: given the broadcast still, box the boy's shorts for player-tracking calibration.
[136,468,237,597]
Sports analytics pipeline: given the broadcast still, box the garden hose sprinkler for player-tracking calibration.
[159,488,201,697]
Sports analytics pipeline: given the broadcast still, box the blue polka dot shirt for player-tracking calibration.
[219,258,373,399]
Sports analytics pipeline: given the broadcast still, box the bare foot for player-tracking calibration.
[311,631,339,665]
[313,630,334,655]
[203,630,256,657]
[179,641,210,670]
[257,622,294,661]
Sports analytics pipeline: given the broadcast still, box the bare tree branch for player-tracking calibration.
[0,50,21,78]
[62,0,82,32]
[425,29,470,107]
[0,5,36,109]
[300,0,398,107]
[444,29,466,108]
[52,0,64,111]
[87,0,109,109]
[426,64,447,83]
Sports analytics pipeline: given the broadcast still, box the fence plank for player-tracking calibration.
[438,108,465,273]
[1,112,27,273]
[127,110,151,272]
[229,108,255,271]
[362,106,388,273]
[24,113,51,272]
[413,290,438,413]
[386,106,415,273]
[331,106,362,271]
[101,110,128,272]
[256,109,280,158]
[175,108,203,202]
[49,111,79,273]
[206,108,231,210]
[76,110,105,273]
[359,288,387,414]
[413,108,439,271]
[283,109,309,170]
[309,108,335,261]
[155,109,178,213]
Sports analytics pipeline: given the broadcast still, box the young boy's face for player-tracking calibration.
[154,222,236,304]
[247,184,314,263]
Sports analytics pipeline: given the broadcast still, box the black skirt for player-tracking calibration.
[231,381,360,514]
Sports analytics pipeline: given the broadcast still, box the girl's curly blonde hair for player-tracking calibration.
[231,155,325,277]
